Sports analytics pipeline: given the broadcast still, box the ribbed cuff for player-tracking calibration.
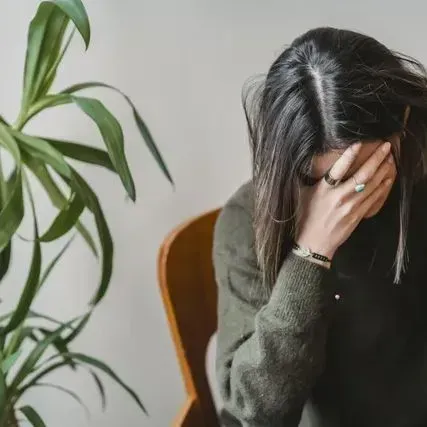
[266,252,333,322]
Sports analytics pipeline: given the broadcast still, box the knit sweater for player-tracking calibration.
[214,180,427,427]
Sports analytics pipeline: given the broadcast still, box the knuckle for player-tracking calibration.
[341,202,354,217]
[334,193,346,208]
[357,172,369,183]
[318,180,329,194]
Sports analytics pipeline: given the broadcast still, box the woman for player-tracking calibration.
[214,27,427,427]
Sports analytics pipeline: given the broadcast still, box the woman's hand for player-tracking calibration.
[296,141,395,260]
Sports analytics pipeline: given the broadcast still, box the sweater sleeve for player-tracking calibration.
[214,194,334,427]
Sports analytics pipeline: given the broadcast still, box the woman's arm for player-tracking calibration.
[214,190,334,426]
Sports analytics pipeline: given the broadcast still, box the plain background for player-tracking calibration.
[0,0,425,426]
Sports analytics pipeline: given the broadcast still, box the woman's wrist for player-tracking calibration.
[293,240,336,263]
[291,244,331,269]
[295,236,337,260]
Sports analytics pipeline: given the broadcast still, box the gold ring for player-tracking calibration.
[324,170,340,186]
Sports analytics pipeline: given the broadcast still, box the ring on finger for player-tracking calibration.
[324,170,341,187]
[353,176,366,193]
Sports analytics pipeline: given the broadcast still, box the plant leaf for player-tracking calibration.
[129,102,175,185]
[20,405,47,427]
[0,242,11,283]
[2,183,41,335]
[1,350,21,374]
[72,96,136,201]
[13,131,72,179]
[63,81,174,184]
[32,382,91,418]
[38,236,74,288]
[21,1,69,112]
[30,154,112,304]
[43,137,116,172]
[27,311,70,329]
[3,326,32,363]
[23,92,135,199]
[65,352,147,414]
[21,0,89,111]
[38,28,75,98]
[51,0,90,48]
[10,319,76,390]
[19,361,66,392]
[63,311,90,344]
[18,359,107,412]
[40,193,84,242]
[0,169,24,253]
[0,155,12,283]
[36,328,76,370]
[25,157,98,256]
[0,368,5,416]
[32,6,69,102]
[0,125,24,253]
[0,312,10,324]
[75,221,98,257]
[22,3,61,108]
[90,369,107,410]
[26,93,71,125]
[66,169,113,305]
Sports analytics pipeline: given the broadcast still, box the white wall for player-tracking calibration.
[0,0,425,426]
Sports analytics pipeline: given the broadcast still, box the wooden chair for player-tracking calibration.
[158,209,221,427]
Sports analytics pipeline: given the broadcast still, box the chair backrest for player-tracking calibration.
[158,209,221,427]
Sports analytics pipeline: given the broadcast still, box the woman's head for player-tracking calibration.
[245,27,427,287]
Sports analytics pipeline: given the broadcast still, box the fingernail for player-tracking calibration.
[382,142,391,152]
[387,154,394,164]
[385,178,393,186]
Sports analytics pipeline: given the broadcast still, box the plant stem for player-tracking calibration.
[4,324,23,359]
[0,402,18,427]
[13,109,27,131]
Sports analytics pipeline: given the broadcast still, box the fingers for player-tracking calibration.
[353,177,393,219]
[349,153,395,202]
[326,143,362,182]
[341,141,391,193]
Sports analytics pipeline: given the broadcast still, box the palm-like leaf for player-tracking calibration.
[25,157,98,256]
[31,382,90,418]
[2,184,41,335]
[43,137,115,172]
[63,82,174,184]
[21,0,90,113]
[20,405,47,427]
[0,125,24,253]
[0,369,6,416]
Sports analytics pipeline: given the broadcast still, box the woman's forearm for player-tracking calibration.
[217,253,333,426]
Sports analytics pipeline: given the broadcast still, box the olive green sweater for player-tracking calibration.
[213,180,427,427]
[214,182,332,426]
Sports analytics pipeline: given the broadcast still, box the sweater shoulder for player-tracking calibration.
[214,181,255,252]
[224,180,254,215]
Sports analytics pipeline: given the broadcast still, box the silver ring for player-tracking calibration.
[353,176,366,193]
[324,170,340,187]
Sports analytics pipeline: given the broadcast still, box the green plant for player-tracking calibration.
[0,1,172,425]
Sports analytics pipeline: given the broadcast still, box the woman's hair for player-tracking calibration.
[244,27,427,287]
